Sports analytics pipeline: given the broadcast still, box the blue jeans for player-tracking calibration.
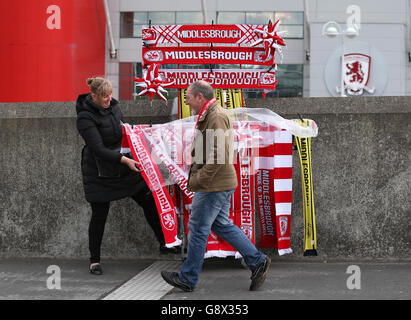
[179,189,266,287]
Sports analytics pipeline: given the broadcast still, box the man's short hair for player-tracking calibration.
[188,80,214,100]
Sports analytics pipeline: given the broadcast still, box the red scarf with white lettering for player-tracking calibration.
[123,124,181,248]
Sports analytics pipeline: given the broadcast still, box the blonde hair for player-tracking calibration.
[86,77,113,97]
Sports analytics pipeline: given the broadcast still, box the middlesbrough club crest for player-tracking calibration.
[161,211,176,231]
[337,53,375,96]
[279,216,288,236]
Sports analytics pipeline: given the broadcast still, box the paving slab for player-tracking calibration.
[162,258,411,300]
[0,258,409,300]
[0,257,154,300]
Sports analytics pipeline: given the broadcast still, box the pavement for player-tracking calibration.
[0,257,410,300]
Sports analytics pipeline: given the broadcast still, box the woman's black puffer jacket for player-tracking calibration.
[76,93,149,203]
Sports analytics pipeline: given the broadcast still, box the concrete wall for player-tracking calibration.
[0,96,410,261]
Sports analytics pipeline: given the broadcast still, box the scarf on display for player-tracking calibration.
[255,127,293,255]
[122,124,182,248]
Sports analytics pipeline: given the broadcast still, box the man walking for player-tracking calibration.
[161,80,270,291]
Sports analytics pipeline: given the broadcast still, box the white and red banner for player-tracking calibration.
[138,22,286,98]
[158,69,277,89]
[142,46,274,66]
[142,24,267,45]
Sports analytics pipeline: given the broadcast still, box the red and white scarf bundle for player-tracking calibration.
[121,113,308,255]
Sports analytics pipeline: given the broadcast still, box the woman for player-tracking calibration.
[76,77,176,275]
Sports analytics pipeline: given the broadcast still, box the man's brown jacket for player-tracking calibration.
[187,101,238,192]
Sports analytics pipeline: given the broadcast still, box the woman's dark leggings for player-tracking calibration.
[88,191,165,264]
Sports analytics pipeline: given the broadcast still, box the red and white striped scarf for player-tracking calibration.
[255,126,293,255]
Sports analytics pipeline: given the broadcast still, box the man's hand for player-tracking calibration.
[121,156,141,172]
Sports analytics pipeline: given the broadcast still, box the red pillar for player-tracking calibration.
[0,0,106,102]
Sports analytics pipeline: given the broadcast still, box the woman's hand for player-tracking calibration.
[121,156,141,172]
